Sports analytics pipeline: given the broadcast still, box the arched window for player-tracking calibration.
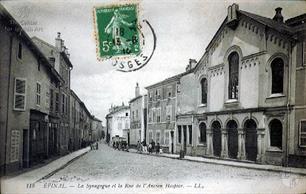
[269,119,282,149]
[228,52,239,99]
[271,58,284,94]
[201,78,207,104]
[199,123,206,143]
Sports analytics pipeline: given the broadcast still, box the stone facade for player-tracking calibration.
[106,104,130,145]
[0,6,62,175]
[174,4,306,167]
[129,83,147,146]
[0,5,102,176]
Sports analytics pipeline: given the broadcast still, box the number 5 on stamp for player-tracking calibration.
[94,3,141,59]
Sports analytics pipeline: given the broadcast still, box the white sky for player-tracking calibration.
[1,0,306,124]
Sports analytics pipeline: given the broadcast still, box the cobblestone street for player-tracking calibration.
[38,143,306,193]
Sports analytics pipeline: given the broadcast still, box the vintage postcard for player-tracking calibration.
[1,0,306,193]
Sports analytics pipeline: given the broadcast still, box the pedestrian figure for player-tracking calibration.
[156,142,160,154]
[151,139,155,152]
[142,139,147,153]
[148,143,153,154]
[96,142,98,150]
[136,141,141,153]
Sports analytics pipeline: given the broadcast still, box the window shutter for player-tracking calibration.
[14,78,26,110]
[299,121,306,147]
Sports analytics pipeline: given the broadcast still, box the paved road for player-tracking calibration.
[40,143,306,193]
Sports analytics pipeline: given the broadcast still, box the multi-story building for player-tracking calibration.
[70,90,82,151]
[129,83,147,146]
[106,104,130,145]
[91,116,103,142]
[175,4,306,167]
[145,71,191,153]
[80,102,93,145]
[0,5,62,175]
[32,33,73,155]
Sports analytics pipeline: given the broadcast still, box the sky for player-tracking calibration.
[1,0,306,124]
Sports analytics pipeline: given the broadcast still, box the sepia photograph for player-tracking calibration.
[0,0,306,193]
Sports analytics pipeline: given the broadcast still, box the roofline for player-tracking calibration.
[70,89,82,103]
[0,5,62,83]
[61,51,73,68]
[129,95,143,104]
[145,68,195,90]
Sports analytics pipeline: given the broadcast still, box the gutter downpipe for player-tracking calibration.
[4,35,13,174]
[285,40,293,167]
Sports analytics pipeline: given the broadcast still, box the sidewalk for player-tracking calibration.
[129,148,306,176]
[1,147,90,186]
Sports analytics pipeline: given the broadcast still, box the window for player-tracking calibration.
[126,112,128,116]
[167,86,172,98]
[178,126,182,143]
[17,42,22,60]
[164,131,169,145]
[125,121,129,129]
[55,93,59,112]
[156,131,161,143]
[149,131,153,142]
[201,78,207,104]
[62,94,65,113]
[35,83,41,105]
[118,122,122,130]
[269,119,283,149]
[50,89,54,111]
[271,58,284,94]
[228,52,239,99]
[136,110,139,119]
[132,111,135,120]
[303,41,306,65]
[199,123,207,144]
[299,120,306,147]
[14,78,26,111]
[149,91,153,101]
[156,89,161,100]
[188,125,192,144]
[153,109,156,122]
[65,95,68,114]
[166,105,172,121]
[148,109,152,122]
[157,108,161,122]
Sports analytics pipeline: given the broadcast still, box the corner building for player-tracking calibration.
[178,4,306,167]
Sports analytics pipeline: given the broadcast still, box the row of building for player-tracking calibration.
[106,4,306,168]
[0,5,104,176]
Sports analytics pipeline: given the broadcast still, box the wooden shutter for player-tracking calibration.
[14,78,26,111]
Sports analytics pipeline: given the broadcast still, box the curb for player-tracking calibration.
[129,149,306,176]
[37,149,91,182]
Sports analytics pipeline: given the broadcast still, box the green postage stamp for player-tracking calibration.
[94,3,141,59]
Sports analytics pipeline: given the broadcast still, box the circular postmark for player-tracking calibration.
[93,2,156,72]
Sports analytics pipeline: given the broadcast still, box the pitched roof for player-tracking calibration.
[145,68,195,90]
[0,4,62,83]
[238,10,293,35]
[32,36,73,68]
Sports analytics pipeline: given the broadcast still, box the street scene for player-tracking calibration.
[1,0,306,193]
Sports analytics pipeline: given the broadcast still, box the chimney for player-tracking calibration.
[186,59,197,71]
[135,82,140,97]
[273,7,284,23]
[55,32,62,51]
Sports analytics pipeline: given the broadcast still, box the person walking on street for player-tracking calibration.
[156,142,160,154]
[142,139,147,153]
[136,141,141,153]
[151,139,155,152]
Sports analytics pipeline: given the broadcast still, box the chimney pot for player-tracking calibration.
[273,7,284,23]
